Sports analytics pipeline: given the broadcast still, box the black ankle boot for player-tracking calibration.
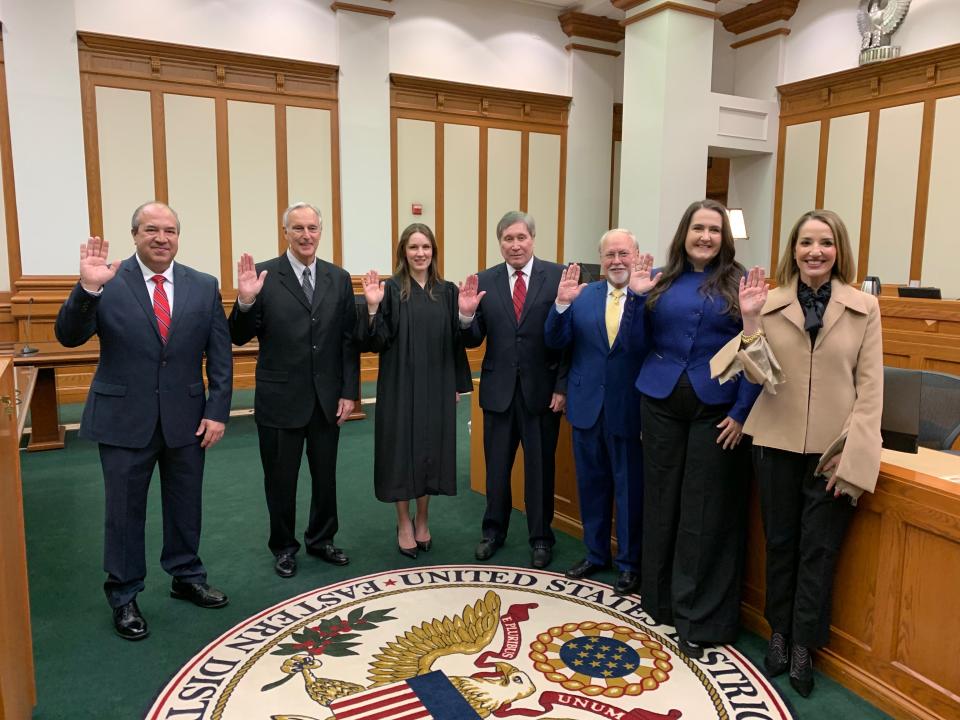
[789,644,814,697]
[764,632,789,676]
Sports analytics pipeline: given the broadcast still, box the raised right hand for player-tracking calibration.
[556,263,587,304]
[739,266,768,323]
[237,253,268,304]
[629,253,661,295]
[363,270,385,310]
[79,236,119,292]
[458,274,486,317]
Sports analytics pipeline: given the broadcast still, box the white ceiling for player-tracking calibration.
[513,0,754,19]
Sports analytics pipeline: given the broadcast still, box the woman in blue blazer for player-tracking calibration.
[627,199,760,658]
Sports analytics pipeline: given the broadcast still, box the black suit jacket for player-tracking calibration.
[55,256,233,449]
[462,258,567,414]
[229,254,359,428]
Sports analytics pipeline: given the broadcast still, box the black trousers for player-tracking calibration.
[100,423,206,608]
[754,445,854,648]
[640,381,748,643]
[258,401,340,556]
[481,382,560,547]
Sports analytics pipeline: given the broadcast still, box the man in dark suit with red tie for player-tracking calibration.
[229,202,359,580]
[458,210,566,568]
[56,202,233,641]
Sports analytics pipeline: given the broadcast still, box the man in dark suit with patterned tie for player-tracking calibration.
[56,202,233,641]
[544,229,646,596]
[458,210,567,568]
[229,202,359,580]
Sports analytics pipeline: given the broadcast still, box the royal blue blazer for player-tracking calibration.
[628,270,759,424]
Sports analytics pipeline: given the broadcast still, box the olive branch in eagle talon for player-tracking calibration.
[261,607,396,692]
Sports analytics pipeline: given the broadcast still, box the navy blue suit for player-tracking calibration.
[544,281,644,571]
[56,256,232,607]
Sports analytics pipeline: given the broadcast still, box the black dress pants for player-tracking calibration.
[640,380,748,643]
[754,445,854,648]
[100,422,206,608]
[481,382,560,547]
[258,401,340,556]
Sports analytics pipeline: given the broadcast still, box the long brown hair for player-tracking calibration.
[776,210,856,286]
[646,199,744,317]
[394,223,442,301]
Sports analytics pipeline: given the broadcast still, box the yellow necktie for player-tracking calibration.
[606,289,624,347]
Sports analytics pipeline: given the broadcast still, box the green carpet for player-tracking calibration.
[19,398,889,719]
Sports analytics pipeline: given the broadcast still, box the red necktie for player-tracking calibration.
[152,275,171,343]
[512,269,526,321]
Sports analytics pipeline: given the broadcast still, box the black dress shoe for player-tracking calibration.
[170,580,229,608]
[531,542,552,569]
[764,632,789,676]
[113,600,149,641]
[307,543,350,566]
[274,552,297,578]
[612,571,640,596]
[789,644,814,697]
[398,544,418,559]
[565,558,608,579]
[475,538,501,561]
[678,637,706,659]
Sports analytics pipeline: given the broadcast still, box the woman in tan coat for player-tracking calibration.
[711,209,883,697]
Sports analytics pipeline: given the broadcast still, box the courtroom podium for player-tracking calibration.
[0,356,36,719]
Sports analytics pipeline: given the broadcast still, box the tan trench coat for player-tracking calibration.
[711,278,883,494]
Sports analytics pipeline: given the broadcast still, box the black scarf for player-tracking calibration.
[797,280,831,343]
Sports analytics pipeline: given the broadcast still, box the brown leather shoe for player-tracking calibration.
[170,580,229,608]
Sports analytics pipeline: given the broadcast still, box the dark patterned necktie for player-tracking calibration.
[512,269,526,321]
[302,267,314,304]
[152,275,170,343]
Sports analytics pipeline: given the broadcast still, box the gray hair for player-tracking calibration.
[131,202,180,234]
[598,228,639,253]
[283,201,323,231]
[496,211,535,241]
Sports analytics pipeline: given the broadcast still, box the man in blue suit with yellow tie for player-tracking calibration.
[544,229,645,595]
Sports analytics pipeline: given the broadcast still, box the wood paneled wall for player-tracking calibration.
[390,74,569,279]
[773,43,960,298]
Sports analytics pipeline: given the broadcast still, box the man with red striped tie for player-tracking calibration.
[56,202,233,641]
[458,211,567,569]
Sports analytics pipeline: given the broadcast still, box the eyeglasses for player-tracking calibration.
[602,251,633,261]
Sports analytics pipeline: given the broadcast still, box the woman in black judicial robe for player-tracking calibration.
[360,223,473,558]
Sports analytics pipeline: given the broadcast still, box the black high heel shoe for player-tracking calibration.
[416,538,432,552]
[397,525,418,559]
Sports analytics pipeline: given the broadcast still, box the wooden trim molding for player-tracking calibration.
[329,2,395,18]
[214,97,234,292]
[720,0,799,35]
[730,27,790,50]
[612,103,623,142]
[77,32,338,100]
[391,74,570,128]
[857,110,880,283]
[478,127,488,271]
[519,131,530,213]
[622,2,719,27]
[910,99,936,281]
[558,12,624,43]
[815,117,830,208]
[612,0,719,9]
[0,38,23,287]
[564,43,621,58]
[778,42,960,120]
[150,89,168,202]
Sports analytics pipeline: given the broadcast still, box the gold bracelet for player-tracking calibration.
[741,329,764,346]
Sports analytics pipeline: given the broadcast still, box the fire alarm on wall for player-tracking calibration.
[411,203,423,215]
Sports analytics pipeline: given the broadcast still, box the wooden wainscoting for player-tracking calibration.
[879,296,960,375]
